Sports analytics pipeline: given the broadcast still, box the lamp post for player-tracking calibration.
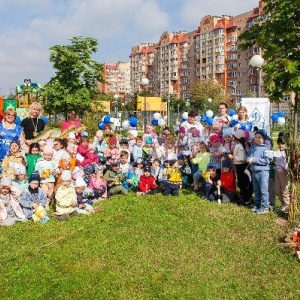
[249,54,264,98]
[113,94,119,118]
[141,77,149,133]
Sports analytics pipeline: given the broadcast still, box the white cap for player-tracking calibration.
[61,151,70,160]
[75,176,87,188]
[14,164,27,175]
[129,129,138,138]
[1,177,12,186]
[61,170,72,181]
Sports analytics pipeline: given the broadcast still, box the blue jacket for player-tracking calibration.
[247,143,271,172]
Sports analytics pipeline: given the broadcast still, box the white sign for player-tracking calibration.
[241,98,270,135]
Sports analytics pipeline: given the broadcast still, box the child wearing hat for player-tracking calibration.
[2,140,26,180]
[0,177,27,226]
[136,166,158,196]
[53,170,78,221]
[142,136,154,164]
[203,162,220,201]
[162,160,182,196]
[247,130,272,214]
[19,172,47,220]
[93,130,108,164]
[88,165,108,200]
[104,162,128,196]
[104,136,121,167]
[12,164,29,193]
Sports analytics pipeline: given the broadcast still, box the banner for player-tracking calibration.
[92,101,110,113]
[137,96,166,111]
[241,98,270,135]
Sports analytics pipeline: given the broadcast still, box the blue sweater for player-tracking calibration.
[247,143,271,172]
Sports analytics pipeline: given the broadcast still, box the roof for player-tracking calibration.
[214,20,225,30]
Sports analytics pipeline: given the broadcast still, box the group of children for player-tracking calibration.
[0,119,290,226]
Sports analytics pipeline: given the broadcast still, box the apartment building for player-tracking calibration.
[98,62,131,102]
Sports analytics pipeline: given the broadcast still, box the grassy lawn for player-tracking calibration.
[0,191,299,300]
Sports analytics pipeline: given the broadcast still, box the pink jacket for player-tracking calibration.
[88,175,107,198]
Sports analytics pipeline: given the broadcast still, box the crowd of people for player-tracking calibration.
[0,102,290,226]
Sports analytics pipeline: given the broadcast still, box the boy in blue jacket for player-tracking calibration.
[247,130,272,214]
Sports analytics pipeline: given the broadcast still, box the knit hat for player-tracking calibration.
[61,151,71,161]
[145,136,153,144]
[177,153,184,160]
[61,170,72,181]
[209,133,220,144]
[120,138,128,145]
[233,129,245,140]
[81,131,89,137]
[14,164,26,175]
[1,177,12,187]
[109,136,117,146]
[144,166,151,173]
[256,129,267,140]
[207,162,217,170]
[222,159,232,168]
[29,172,41,183]
[43,145,54,154]
[223,127,233,137]
[129,129,138,138]
[75,176,87,188]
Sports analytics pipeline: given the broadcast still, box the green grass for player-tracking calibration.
[0,191,299,299]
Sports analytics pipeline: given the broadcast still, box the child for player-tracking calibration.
[247,130,272,214]
[35,145,60,210]
[208,134,225,172]
[66,132,78,158]
[203,163,220,201]
[119,139,130,162]
[19,172,47,220]
[26,142,42,178]
[177,154,192,188]
[12,164,29,193]
[137,166,158,196]
[88,165,108,200]
[2,140,26,180]
[131,158,145,181]
[162,160,182,196]
[128,129,138,156]
[164,137,177,161]
[176,126,189,153]
[93,130,108,164]
[104,136,120,167]
[104,162,128,196]
[143,124,158,145]
[274,137,290,212]
[132,136,143,162]
[151,159,161,182]
[217,159,237,203]
[191,142,210,191]
[222,128,235,155]
[75,176,102,214]
[53,170,78,221]
[142,136,154,164]
[53,138,69,162]
[0,177,27,226]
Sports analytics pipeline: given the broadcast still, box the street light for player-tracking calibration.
[249,54,264,98]
[113,94,119,118]
[141,77,149,133]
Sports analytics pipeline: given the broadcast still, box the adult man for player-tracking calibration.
[213,102,231,128]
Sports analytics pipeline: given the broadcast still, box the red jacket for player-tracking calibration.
[138,175,157,192]
[220,171,236,193]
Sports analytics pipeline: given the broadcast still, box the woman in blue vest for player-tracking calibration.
[0,109,23,160]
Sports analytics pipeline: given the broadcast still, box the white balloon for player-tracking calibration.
[207,98,212,103]
[153,112,161,120]
[206,110,214,118]
[232,114,239,121]
[182,112,189,119]
[122,120,130,129]
[158,119,165,126]
[163,115,168,120]
[114,118,120,126]
[110,117,115,123]
[277,117,286,125]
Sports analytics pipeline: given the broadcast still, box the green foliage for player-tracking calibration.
[189,79,232,113]
[41,36,104,118]
[0,194,299,299]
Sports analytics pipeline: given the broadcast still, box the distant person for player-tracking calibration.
[213,102,231,128]
[180,110,204,137]
[61,110,82,132]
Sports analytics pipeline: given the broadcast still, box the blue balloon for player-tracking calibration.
[129,117,138,127]
[240,125,246,130]
[228,109,235,117]
[98,121,105,130]
[15,116,21,125]
[201,115,207,123]
[151,119,158,126]
[278,111,285,118]
[271,113,279,122]
[206,117,213,126]
[103,115,111,124]
[230,120,238,126]
[40,116,48,125]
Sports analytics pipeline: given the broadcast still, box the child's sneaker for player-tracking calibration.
[256,207,269,214]
[136,192,145,196]
[251,206,259,212]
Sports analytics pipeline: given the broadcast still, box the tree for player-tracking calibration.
[189,79,232,113]
[41,36,104,117]
[239,0,300,220]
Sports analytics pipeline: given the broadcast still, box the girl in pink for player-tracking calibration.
[76,137,99,167]
[88,166,107,200]
[104,136,121,167]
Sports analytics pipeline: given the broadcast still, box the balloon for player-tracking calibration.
[206,110,214,118]
[277,117,286,125]
[158,119,165,126]
[201,115,207,123]
[231,114,238,121]
[207,98,212,103]
[271,113,279,122]
[103,115,111,124]
[153,112,161,120]
[15,116,21,125]
[230,120,238,127]
[40,116,48,125]
[114,118,120,126]
[163,115,168,120]
[182,112,189,119]
[129,117,138,127]
[240,125,246,130]
[151,119,158,126]
[98,121,105,130]
[228,109,235,117]
[206,117,213,126]
[278,111,285,118]
[122,120,130,130]
[110,117,115,123]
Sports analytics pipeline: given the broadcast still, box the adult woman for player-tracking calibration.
[20,102,45,146]
[180,110,204,137]
[236,106,253,131]
[0,109,23,160]
[61,110,82,132]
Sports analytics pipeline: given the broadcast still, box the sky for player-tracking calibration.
[0,0,259,94]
